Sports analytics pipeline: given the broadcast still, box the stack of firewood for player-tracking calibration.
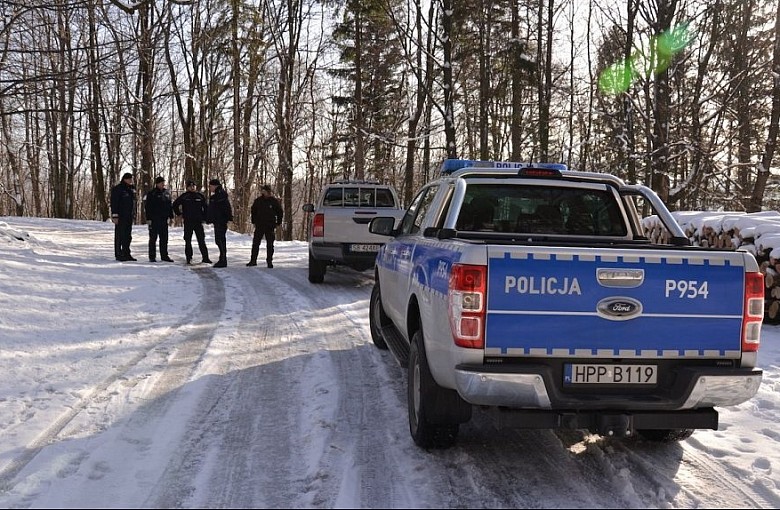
[642,211,780,323]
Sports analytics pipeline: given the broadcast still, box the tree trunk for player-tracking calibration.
[353,8,365,179]
[441,0,457,159]
[87,0,109,220]
[749,0,780,212]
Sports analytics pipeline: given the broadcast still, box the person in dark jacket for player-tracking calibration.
[206,178,233,268]
[144,176,175,262]
[172,180,211,265]
[247,184,283,268]
[110,172,137,261]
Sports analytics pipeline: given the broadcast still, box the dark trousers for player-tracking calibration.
[183,222,209,262]
[148,220,169,260]
[250,227,275,263]
[213,223,228,262]
[115,220,133,259]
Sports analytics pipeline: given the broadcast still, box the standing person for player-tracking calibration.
[247,184,283,268]
[110,172,137,261]
[172,180,212,265]
[144,176,175,262]
[206,178,233,268]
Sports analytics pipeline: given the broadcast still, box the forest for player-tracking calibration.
[0,0,778,240]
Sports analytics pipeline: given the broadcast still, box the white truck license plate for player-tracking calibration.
[350,244,380,252]
[564,364,657,385]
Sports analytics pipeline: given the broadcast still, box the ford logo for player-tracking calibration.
[596,297,643,321]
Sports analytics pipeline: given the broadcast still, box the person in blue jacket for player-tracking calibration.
[173,180,211,265]
[206,178,233,268]
[144,176,175,262]
[247,184,283,268]
[110,172,137,261]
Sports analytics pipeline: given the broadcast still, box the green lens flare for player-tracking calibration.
[656,24,690,57]
[598,23,691,95]
[598,62,634,95]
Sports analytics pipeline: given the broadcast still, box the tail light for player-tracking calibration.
[312,213,324,237]
[449,264,487,348]
[742,271,764,352]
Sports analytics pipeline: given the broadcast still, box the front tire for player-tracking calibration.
[408,330,467,449]
[308,251,326,283]
[369,284,389,350]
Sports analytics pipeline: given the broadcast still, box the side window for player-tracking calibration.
[323,188,343,207]
[412,186,438,234]
[400,186,438,235]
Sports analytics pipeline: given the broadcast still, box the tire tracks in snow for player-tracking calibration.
[0,268,225,493]
[178,266,409,508]
[266,268,408,508]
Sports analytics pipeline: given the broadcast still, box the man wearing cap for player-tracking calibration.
[110,172,137,261]
[172,180,211,265]
[144,176,175,262]
[206,178,233,268]
[247,184,283,268]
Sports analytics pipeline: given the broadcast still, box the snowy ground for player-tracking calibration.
[0,216,779,508]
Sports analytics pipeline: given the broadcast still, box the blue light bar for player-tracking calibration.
[440,159,568,175]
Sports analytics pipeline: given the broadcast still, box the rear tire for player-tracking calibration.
[369,284,389,350]
[308,251,326,283]
[408,330,468,449]
[637,428,694,442]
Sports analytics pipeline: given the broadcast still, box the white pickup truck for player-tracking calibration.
[302,180,405,283]
[368,159,764,449]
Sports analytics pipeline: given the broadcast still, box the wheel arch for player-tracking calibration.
[406,295,421,344]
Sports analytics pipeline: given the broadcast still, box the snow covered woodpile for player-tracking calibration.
[641,211,780,322]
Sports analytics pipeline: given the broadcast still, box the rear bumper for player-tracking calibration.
[454,364,762,411]
[310,242,378,269]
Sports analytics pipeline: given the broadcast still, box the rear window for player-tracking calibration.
[455,184,627,236]
[322,186,396,208]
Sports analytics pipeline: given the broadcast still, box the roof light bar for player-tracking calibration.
[440,159,568,175]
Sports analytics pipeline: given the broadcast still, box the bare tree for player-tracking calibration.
[749,0,780,212]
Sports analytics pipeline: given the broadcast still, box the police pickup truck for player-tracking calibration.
[368,159,764,449]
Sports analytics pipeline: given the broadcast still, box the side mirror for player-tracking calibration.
[369,217,396,236]
[302,203,315,213]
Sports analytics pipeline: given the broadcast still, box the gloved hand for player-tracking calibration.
[147,220,152,226]
[167,218,173,227]
[111,218,118,225]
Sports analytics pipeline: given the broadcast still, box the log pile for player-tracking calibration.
[642,211,780,323]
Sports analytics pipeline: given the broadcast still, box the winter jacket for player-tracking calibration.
[250,195,283,230]
[172,191,208,225]
[207,186,233,225]
[144,187,174,223]
[110,181,136,222]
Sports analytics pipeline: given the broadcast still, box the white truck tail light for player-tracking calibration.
[742,271,764,352]
[449,264,487,348]
[312,213,324,237]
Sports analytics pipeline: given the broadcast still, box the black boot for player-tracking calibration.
[246,260,257,267]
[213,259,227,268]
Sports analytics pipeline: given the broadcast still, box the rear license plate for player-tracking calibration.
[563,364,657,385]
[350,244,381,252]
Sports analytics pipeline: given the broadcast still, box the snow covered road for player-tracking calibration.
[0,217,779,508]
